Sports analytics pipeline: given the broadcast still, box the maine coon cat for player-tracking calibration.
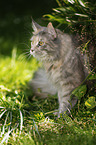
[29,20,87,117]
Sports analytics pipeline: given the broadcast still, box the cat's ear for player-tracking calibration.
[47,22,57,39]
[32,19,41,32]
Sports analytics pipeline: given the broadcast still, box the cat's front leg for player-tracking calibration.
[58,91,77,117]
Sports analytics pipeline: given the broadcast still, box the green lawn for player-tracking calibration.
[0,48,96,145]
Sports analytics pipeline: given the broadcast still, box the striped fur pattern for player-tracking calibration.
[30,20,87,116]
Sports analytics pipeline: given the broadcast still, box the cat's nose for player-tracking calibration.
[30,48,34,55]
[30,48,34,52]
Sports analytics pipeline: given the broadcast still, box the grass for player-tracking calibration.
[0,48,96,145]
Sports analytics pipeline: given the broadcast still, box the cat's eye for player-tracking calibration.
[38,41,44,47]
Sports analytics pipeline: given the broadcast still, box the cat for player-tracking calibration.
[29,20,87,117]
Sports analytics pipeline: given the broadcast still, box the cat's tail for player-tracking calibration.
[29,68,57,98]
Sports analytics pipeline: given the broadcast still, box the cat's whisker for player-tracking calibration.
[19,50,31,62]
[17,42,30,49]
[22,52,30,55]
[19,54,28,62]
[27,54,32,61]
[23,49,30,51]
[27,53,31,57]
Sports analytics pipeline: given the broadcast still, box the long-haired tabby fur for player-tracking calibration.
[29,20,88,117]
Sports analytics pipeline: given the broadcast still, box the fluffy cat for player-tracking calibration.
[29,20,87,117]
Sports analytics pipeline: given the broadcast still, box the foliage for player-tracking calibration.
[85,96,96,109]
[44,0,96,34]
[0,48,96,145]
[0,48,39,144]
[44,0,96,70]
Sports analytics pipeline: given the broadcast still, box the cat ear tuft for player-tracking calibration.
[32,19,41,32]
[47,22,57,39]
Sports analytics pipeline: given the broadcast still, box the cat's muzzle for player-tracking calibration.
[30,49,35,57]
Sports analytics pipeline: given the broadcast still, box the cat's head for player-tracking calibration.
[30,20,60,61]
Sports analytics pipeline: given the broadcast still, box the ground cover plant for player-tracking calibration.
[0,49,96,145]
[44,0,96,71]
[0,0,96,144]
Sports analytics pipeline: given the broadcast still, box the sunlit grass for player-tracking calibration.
[0,48,96,145]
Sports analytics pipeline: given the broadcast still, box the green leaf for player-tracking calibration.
[78,0,86,7]
[88,73,96,80]
[72,85,87,99]
[85,96,96,109]
[43,14,65,23]
[19,110,23,131]
[0,109,7,118]
[74,13,89,17]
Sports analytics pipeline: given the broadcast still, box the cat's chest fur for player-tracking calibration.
[44,60,62,83]
[43,49,85,91]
